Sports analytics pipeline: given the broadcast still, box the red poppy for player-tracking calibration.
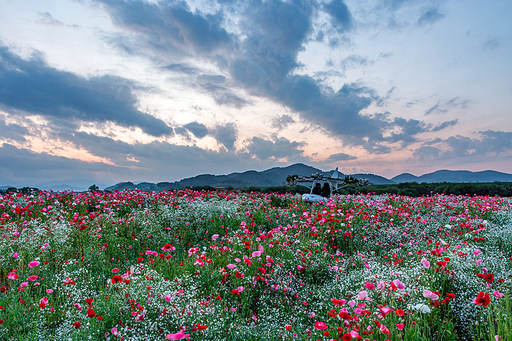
[85,298,93,305]
[72,322,81,329]
[484,274,494,284]
[111,275,123,284]
[475,292,491,307]
[87,308,96,318]
[0,286,7,293]
[341,333,352,341]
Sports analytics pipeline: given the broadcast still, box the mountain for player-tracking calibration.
[106,163,341,191]
[392,170,512,183]
[350,173,395,185]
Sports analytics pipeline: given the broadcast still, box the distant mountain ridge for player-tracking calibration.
[391,170,512,184]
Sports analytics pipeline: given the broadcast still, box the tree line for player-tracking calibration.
[3,182,512,197]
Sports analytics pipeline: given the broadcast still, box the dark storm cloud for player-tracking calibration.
[211,122,238,151]
[0,143,118,185]
[199,83,249,108]
[0,44,173,136]
[387,117,429,146]
[325,152,357,162]
[0,116,30,142]
[245,136,304,160]
[96,0,233,55]
[412,130,512,164]
[324,0,353,33]
[183,121,209,138]
[96,0,435,152]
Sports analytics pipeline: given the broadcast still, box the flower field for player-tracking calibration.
[1,189,512,340]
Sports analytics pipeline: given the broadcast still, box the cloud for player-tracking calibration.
[96,0,233,55]
[417,8,445,26]
[387,117,429,146]
[95,0,434,152]
[199,83,249,108]
[425,97,468,115]
[0,143,118,186]
[271,115,295,130]
[324,0,353,33]
[431,119,458,132]
[340,54,371,71]
[245,136,304,161]
[163,63,201,74]
[483,38,499,51]
[183,121,209,138]
[0,115,30,142]
[37,12,80,28]
[325,152,357,162]
[411,130,512,164]
[0,44,173,137]
[211,122,238,151]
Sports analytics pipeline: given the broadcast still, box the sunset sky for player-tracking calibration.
[1,0,511,188]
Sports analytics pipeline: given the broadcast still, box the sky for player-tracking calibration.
[0,0,511,189]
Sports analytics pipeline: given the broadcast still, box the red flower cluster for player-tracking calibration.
[474,292,491,307]
[476,273,494,284]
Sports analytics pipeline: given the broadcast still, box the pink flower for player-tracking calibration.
[392,279,405,290]
[364,282,375,290]
[166,331,190,340]
[28,261,40,268]
[423,290,439,300]
[476,259,483,266]
[356,290,370,300]
[193,258,204,266]
[20,282,28,288]
[7,272,18,280]
[46,289,53,294]
[212,234,219,241]
[380,324,390,335]
[493,291,504,299]
[421,257,430,268]
[379,306,393,317]
[314,321,328,330]
[112,268,119,273]
[474,249,481,256]
[165,295,172,302]
[227,264,236,269]
[12,252,19,258]
[396,324,405,330]
[28,276,38,281]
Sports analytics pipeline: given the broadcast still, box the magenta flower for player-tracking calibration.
[314,321,328,330]
[7,272,18,280]
[28,260,40,268]
[392,279,405,290]
[421,257,430,268]
[28,276,38,281]
[166,331,190,340]
[364,282,375,290]
[423,290,439,300]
